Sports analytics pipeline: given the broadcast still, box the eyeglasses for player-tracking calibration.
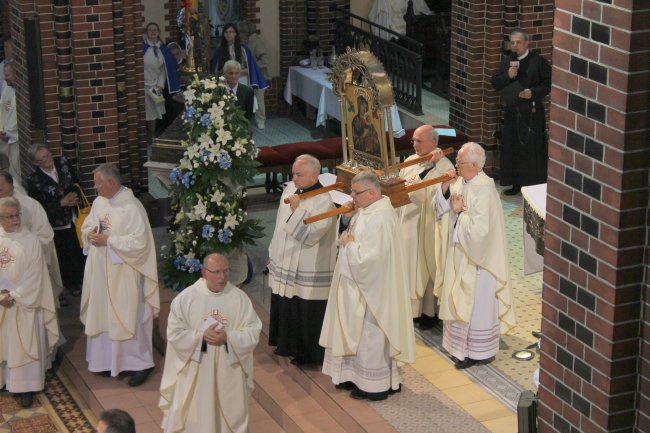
[204,267,230,275]
[455,161,472,168]
[409,139,425,145]
[350,188,370,196]
[0,212,21,220]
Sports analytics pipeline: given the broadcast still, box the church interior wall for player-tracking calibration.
[349,0,374,19]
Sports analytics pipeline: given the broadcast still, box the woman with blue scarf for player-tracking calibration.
[142,22,180,146]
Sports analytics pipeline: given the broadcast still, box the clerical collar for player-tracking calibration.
[518,50,529,61]
[296,181,322,195]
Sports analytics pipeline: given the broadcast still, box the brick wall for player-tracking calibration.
[8,0,147,195]
[538,1,649,432]
[448,0,553,176]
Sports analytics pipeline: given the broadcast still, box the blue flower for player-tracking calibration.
[216,150,232,170]
[201,224,215,239]
[183,106,197,122]
[181,172,194,188]
[217,228,233,244]
[173,256,186,271]
[199,150,211,164]
[169,167,181,184]
[186,258,202,273]
[200,113,212,127]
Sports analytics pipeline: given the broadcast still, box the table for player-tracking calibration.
[284,66,405,137]
[521,183,546,275]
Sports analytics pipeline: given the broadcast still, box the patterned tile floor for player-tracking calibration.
[0,371,96,433]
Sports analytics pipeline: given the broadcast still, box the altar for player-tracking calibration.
[283,66,405,137]
[522,183,546,275]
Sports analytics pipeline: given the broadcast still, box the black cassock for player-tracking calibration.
[491,51,551,187]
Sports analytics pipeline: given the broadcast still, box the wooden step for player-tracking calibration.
[250,298,398,433]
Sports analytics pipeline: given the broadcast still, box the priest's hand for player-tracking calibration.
[204,326,227,346]
[286,194,300,212]
[340,231,355,247]
[342,201,356,218]
[88,231,108,247]
[441,169,458,194]
[451,193,465,214]
[0,291,14,308]
[429,148,444,164]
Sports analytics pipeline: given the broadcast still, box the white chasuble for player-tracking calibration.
[159,280,261,433]
[397,156,454,314]
[320,197,415,371]
[13,192,63,299]
[268,182,337,300]
[434,172,516,335]
[80,187,159,342]
[0,228,59,393]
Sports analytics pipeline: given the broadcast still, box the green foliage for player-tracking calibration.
[162,75,264,290]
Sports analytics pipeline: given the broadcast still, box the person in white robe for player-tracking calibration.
[320,170,416,401]
[0,172,64,304]
[80,163,159,386]
[0,197,59,408]
[268,155,337,366]
[160,253,261,433]
[433,142,516,369]
[368,0,432,39]
[0,62,20,184]
[397,125,454,329]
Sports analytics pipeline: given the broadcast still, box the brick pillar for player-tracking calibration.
[163,0,178,41]
[538,1,649,432]
[8,0,146,194]
[448,0,553,176]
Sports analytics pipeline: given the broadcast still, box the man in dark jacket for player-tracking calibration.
[223,60,254,121]
[491,29,551,195]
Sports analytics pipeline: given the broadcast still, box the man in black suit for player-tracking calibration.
[223,60,254,121]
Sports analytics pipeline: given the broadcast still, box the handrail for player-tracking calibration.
[331,5,423,115]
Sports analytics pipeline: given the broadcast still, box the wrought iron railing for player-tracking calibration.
[332,6,423,115]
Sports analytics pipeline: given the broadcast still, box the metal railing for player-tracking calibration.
[332,6,423,115]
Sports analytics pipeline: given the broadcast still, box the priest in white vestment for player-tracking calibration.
[397,125,454,329]
[433,142,516,369]
[80,163,159,386]
[160,253,262,433]
[0,172,64,303]
[368,0,432,39]
[0,197,59,408]
[320,171,415,401]
[268,155,337,366]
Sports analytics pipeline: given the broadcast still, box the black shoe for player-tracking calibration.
[503,186,521,196]
[335,381,356,390]
[128,367,153,387]
[350,389,389,401]
[416,314,440,330]
[20,392,33,408]
[389,384,402,394]
[94,370,111,377]
[290,357,308,366]
[454,358,479,369]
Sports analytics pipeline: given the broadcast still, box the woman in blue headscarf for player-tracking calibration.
[142,22,180,145]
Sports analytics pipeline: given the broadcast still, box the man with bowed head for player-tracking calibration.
[268,154,337,366]
[433,142,516,369]
[0,197,60,408]
[81,163,159,386]
[320,170,415,401]
[160,253,262,433]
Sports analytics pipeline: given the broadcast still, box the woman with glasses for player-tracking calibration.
[26,144,85,302]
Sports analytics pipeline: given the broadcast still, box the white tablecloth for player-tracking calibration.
[284,66,404,137]
[521,183,546,275]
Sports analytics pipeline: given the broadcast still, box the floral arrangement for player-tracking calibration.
[162,74,264,289]
[177,7,187,36]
